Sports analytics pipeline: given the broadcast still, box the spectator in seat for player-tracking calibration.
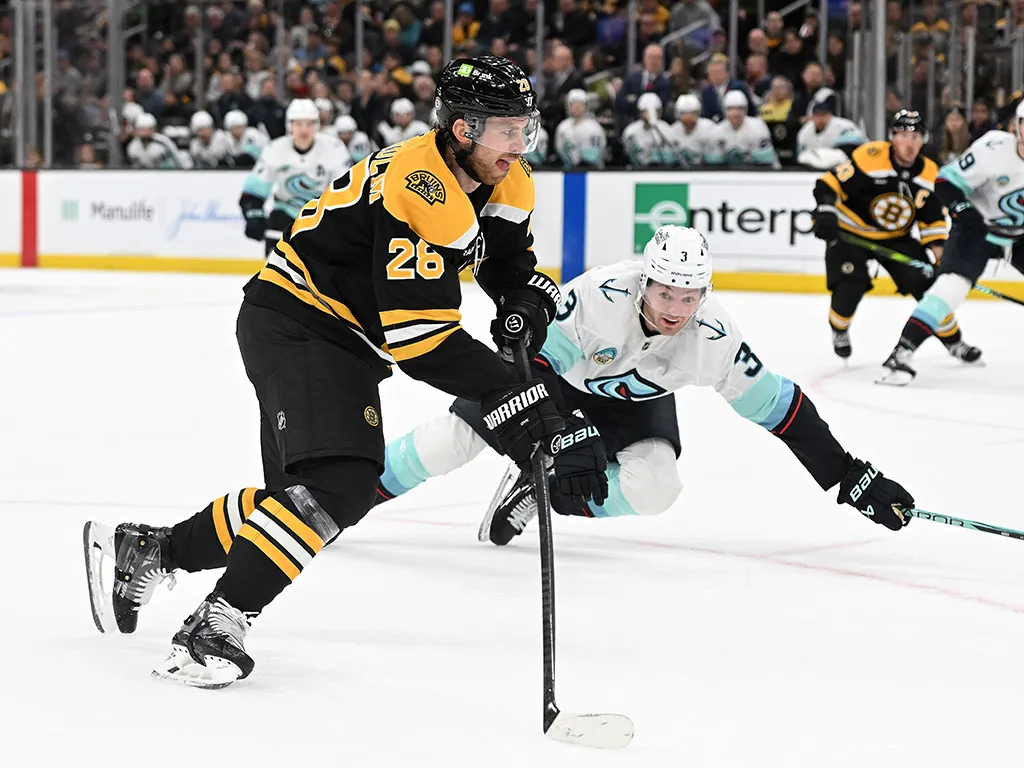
[934,104,971,165]
[616,43,671,128]
[884,87,904,124]
[669,0,721,49]
[134,68,164,119]
[761,77,797,165]
[747,28,769,59]
[635,13,665,62]
[773,28,810,87]
[392,2,422,49]
[411,74,436,125]
[706,90,778,167]
[379,19,417,65]
[791,61,827,121]
[211,68,254,128]
[420,1,448,49]
[552,0,598,49]
[745,53,772,103]
[969,98,994,141]
[700,53,754,122]
[910,0,950,54]
[453,3,482,50]
[763,11,785,67]
[541,44,586,133]
[827,34,847,93]
[639,0,671,34]
[249,77,286,139]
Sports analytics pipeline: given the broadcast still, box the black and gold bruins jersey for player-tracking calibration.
[243,131,540,400]
[814,140,947,245]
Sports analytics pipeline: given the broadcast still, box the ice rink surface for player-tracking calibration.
[2,268,1023,768]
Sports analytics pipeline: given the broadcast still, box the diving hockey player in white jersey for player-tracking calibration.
[525,122,549,167]
[126,113,188,169]
[374,225,916,545]
[375,98,431,147]
[622,92,675,167]
[796,92,865,169]
[706,90,778,167]
[239,98,352,256]
[334,115,376,163]
[880,101,1024,384]
[554,88,606,168]
[223,109,267,169]
[188,110,231,168]
[666,93,716,166]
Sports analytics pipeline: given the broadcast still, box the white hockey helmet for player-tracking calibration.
[723,90,749,110]
[675,93,700,116]
[636,225,713,324]
[224,109,249,130]
[391,98,415,120]
[314,97,334,121]
[189,110,214,132]
[637,92,662,118]
[122,101,144,125]
[134,112,157,131]
[334,115,357,135]
[566,88,588,106]
[286,98,320,126]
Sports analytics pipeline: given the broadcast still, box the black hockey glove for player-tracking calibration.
[837,457,914,531]
[244,210,268,242]
[491,273,561,362]
[482,380,564,469]
[947,199,987,236]
[812,204,840,243]
[553,411,608,510]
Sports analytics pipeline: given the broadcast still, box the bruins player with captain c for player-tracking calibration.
[812,110,980,364]
[82,56,602,688]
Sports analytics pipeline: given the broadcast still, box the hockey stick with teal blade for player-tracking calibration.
[838,233,1024,307]
[513,340,634,749]
[906,508,1024,541]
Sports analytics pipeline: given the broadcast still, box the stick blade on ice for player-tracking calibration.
[544,712,635,749]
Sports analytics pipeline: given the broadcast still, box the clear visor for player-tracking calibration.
[464,112,542,154]
[642,279,709,318]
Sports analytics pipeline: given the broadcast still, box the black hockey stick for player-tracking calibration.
[512,340,634,749]
[839,232,1024,307]
[906,507,1024,541]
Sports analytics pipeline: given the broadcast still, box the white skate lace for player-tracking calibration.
[129,568,177,605]
[507,494,538,532]
[206,598,250,650]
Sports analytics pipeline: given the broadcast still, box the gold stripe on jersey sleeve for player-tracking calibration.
[820,172,846,200]
[918,219,948,245]
[379,308,463,327]
[257,264,335,318]
[213,495,232,554]
[237,525,301,581]
[389,326,460,362]
[277,241,364,329]
[260,497,324,555]
[242,488,258,519]
[291,157,371,237]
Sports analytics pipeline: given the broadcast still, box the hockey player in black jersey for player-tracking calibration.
[82,56,598,687]
[812,110,979,362]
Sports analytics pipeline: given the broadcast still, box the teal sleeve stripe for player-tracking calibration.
[242,176,272,197]
[539,322,584,376]
[378,432,431,497]
[986,232,1015,247]
[938,163,973,196]
[272,202,302,218]
[911,293,952,329]
[587,464,638,517]
[729,371,794,429]
[751,147,777,165]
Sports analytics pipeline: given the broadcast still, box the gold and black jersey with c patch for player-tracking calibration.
[243,132,541,400]
[814,140,948,245]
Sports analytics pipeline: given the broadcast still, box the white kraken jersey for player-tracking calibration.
[344,130,377,163]
[319,125,339,140]
[795,116,865,156]
[706,117,778,166]
[225,127,268,167]
[622,119,676,167]
[524,124,549,168]
[189,130,232,168]
[666,118,716,166]
[539,260,796,429]
[938,130,1024,243]
[126,134,187,169]
[376,120,431,147]
[241,134,352,218]
[554,117,606,168]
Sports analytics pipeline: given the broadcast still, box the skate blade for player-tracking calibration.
[545,712,635,749]
[875,368,913,387]
[83,521,117,634]
[478,462,519,543]
[151,646,242,690]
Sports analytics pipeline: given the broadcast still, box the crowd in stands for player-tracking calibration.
[2,0,1024,171]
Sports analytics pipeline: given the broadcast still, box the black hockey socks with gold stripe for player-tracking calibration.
[216,484,341,614]
[900,311,961,352]
[170,488,267,572]
[829,284,864,333]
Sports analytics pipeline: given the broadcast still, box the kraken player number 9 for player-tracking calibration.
[386,238,445,280]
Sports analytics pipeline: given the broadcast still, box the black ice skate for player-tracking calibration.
[83,521,176,634]
[478,464,539,546]
[831,328,852,359]
[152,591,254,689]
[944,340,983,364]
[876,346,917,386]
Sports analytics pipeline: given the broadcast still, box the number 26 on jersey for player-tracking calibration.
[386,238,445,280]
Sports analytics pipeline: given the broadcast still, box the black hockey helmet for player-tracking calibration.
[889,109,928,142]
[434,56,541,178]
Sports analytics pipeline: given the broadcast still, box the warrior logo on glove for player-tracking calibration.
[503,314,525,335]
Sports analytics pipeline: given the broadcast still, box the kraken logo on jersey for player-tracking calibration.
[869,193,914,231]
[405,170,446,205]
[584,369,667,400]
[993,189,1024,234]
[284,173,325,205]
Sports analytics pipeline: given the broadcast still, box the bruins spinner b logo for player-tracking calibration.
[870,192,914,231]
[405,171,446,206]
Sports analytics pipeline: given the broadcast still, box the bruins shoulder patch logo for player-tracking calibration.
[405,171,446,206]
[519,157,532,177]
